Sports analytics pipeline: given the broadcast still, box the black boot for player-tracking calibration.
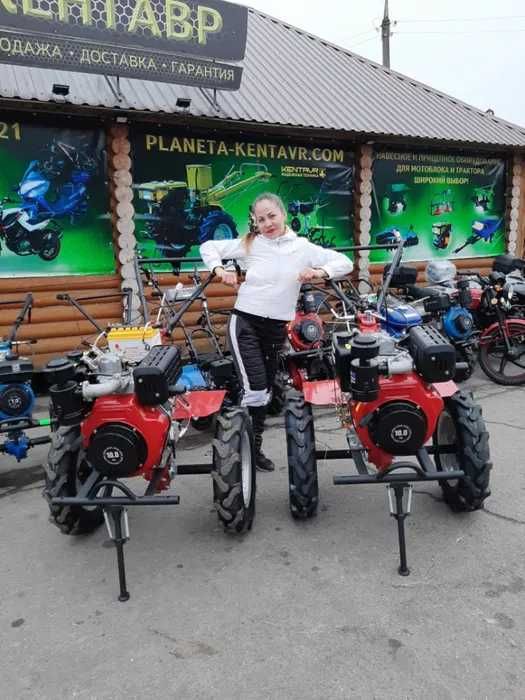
[249,406,275,472]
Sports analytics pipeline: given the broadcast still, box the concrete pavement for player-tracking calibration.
[1,370,524,699]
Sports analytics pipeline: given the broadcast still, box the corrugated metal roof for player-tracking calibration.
[1,8,525,148]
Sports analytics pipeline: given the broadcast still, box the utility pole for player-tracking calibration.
[381,0,391,68]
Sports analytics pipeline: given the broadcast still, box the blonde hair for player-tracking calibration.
[244,193,287,251]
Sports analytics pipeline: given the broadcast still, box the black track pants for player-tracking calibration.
[227,310,287,407]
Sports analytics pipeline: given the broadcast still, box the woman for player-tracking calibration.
[200,193,353,471]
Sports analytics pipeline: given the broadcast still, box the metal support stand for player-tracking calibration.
[387,483,413,576]
[104,506,131,602]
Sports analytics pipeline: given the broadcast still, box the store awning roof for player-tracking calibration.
[1,8,525,148]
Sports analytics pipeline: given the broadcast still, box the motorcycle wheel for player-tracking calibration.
[39,230,61,261]
[478,321,525,385]
[433,390,491,512]
[44,425,104,535]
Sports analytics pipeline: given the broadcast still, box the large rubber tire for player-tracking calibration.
[284,391,319,519]
[267,372,287,417]
[433,391,491,512]
[212,407,256,533]
[478,321,525,385]
[44,425,104,535]
[198,210,238,244]
[190,415,215,432]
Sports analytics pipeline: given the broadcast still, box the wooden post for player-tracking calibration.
[354,144,373,291]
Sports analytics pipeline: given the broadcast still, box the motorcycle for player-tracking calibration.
[0,141,96,261]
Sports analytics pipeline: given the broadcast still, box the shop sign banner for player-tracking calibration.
[0,120,115,277]
[0,0,246,88]
[131,130,354,269]
[370,149,506,263]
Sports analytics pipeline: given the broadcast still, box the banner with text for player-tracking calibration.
[131,130,355,269]
[0,0,247,88]
[370,149,506,263]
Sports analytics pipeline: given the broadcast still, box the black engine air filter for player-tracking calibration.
[368,401,427,455]
[86,423,148,479]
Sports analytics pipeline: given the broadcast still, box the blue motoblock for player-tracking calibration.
[383,304,422,337]
[0,382,35,422]
[442,306,475,341]
[179,363,209,389]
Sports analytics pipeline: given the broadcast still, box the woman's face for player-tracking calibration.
[253,199,286,239]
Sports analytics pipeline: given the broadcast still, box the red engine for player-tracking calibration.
[351,374,447,470]
[81,394,172,488]
[288,310,324,351]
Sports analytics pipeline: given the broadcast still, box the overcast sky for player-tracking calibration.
[237,0,525,127]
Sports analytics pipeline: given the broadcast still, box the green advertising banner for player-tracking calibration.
[131,130,354,268]
[370,149,507,264]
[0,120,115,277]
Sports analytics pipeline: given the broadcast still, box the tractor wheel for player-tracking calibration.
[44,425,104,534]
[212,407,256,533]
[267,372,287,417]
[433,390,491,512]
[284,390,319,519]
[191,415,215,432]
[39,230,61,261]
[198,211,238,244]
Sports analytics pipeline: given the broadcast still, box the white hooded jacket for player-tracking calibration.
[200,229,353,321]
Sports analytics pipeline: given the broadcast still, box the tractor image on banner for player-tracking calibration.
[370,149,506,264]
[131,131,354,268]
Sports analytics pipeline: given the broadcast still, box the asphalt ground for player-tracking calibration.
[1,369,524,700]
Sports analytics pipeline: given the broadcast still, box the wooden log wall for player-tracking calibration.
[513,154,525,258]
[0,274,121,369]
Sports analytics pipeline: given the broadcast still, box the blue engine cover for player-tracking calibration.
[384,304,422,337]
[0,382,35,422]
[179,364,209,390]
[443,306,475,340]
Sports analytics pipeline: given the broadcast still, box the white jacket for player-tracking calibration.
[200,229,353,321]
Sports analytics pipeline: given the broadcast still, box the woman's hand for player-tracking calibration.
[215,267,239,289]
[298,267,328,283]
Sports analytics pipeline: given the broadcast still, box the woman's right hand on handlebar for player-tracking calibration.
[214,267,239,289]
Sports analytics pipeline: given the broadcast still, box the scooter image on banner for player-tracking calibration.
[0,195,62,261]
[0,141,96,261]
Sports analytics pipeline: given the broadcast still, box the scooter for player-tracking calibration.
[0,141,95,261]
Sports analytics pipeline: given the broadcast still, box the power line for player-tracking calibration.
[396,28,525,35]
[347,27,378,41]
[348,34,378,49]
[397,15,525,23]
